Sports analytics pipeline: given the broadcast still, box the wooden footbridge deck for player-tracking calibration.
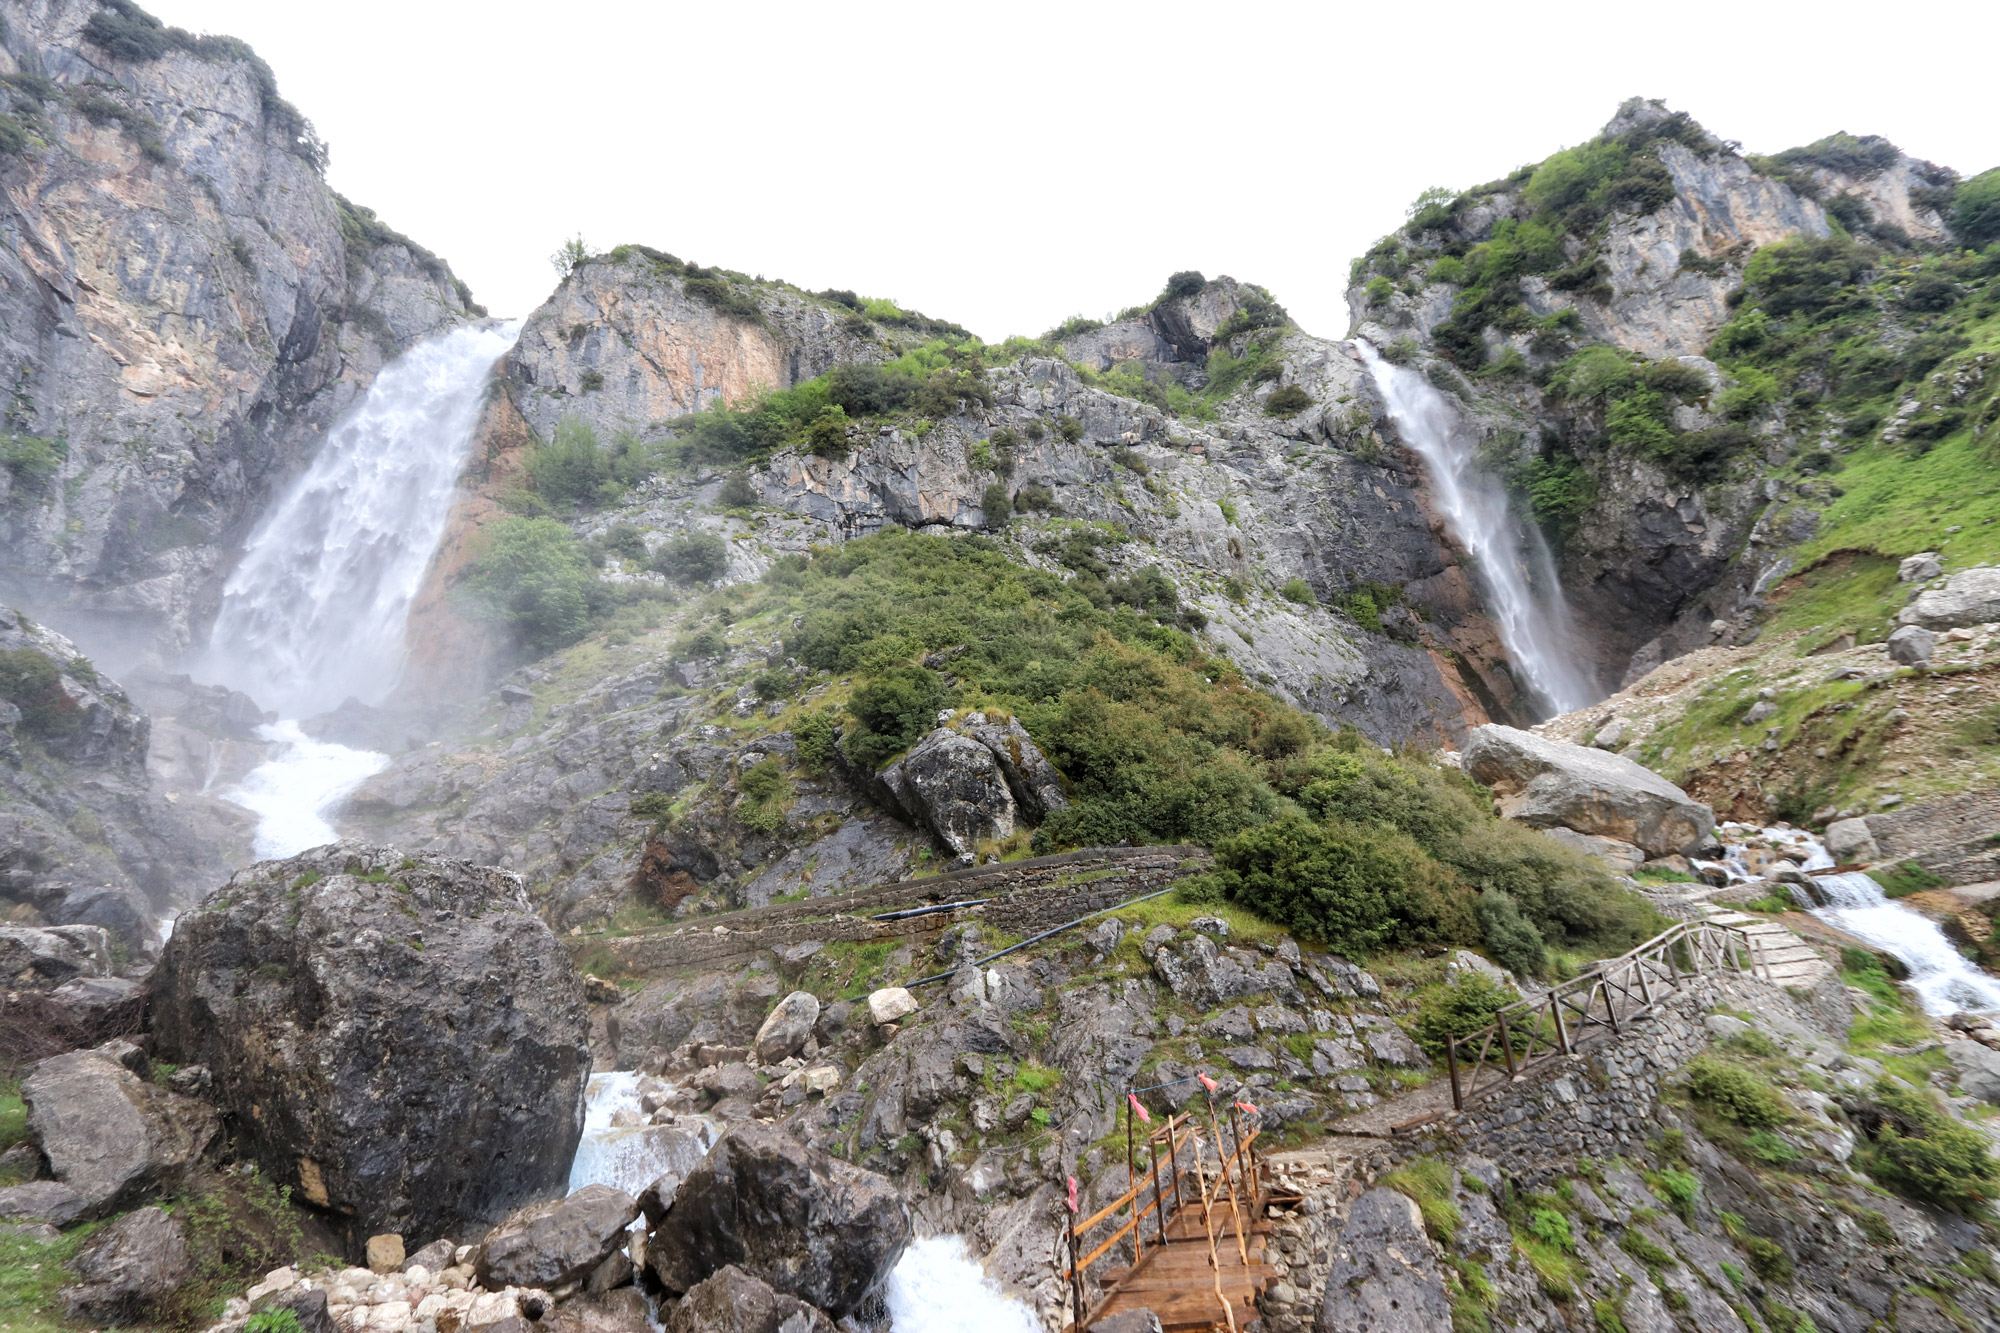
[1063,1100,1294,1331]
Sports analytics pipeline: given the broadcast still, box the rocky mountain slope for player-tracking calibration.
[0,0,475,667]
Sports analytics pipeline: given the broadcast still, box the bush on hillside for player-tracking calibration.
[1163,270,1206,301]
[1953,168,2000,250]
[523,418,656,511]
[462,517,599,653]
[844,664,943,769]
[1854,1080,2000,1212]
[1412,972,1519,1057]
[651,531,729,585]
[1685,1055,1788,1127]
[1265,385,1314,417]
[0,648,84,740]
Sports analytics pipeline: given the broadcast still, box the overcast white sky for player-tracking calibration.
[152,0,1999,341]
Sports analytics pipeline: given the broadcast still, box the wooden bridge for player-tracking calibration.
[1063,1100,1292,1331]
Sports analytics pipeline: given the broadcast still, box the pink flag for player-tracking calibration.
[1197,1073,1218,1094]
[1236,1100,1260,1117]
[1066,1176,1079,1214]
[1128,1092,1151,1124]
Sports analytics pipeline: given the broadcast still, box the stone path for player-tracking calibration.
[1693,907,1835,987]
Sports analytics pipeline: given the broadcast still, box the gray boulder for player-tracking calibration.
[0,1181,87,1226]
[964,717,1069,822]
[148,843,591,1246]
[1824,817,1881,864]
[662,1265,837,1333]
[60,1207,191,1323]
[46,975,146,1039]
[478,1183,641,1290]
[1151,933,1299,1009]
[1314,1188,1452,1333]
[1090,1313,1164,1333]
[1900,566,2000,629]
[1887,624,1936,665]
[1462,724,1714,856]
[879,730,1017,856]
[1899,552,1942,582]
[754,991,822,1066]
[22,1043,218,1217]
[257,1287,337,1333]
[1948,1039,2000,1106]
[0,924,113,985]
[1536,826,1644,874]
[649,1122,909,1318]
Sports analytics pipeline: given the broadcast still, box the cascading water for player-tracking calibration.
[1355,342,1596,717]
[202,322,520,856]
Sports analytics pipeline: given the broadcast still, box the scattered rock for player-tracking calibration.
[148,844,591,1244]
[1900,566,2000,629]
[1824,817,1881,863]
[1590,717,1629,750]
[479,1184,641,1290]
[1887,624,1936,665]
[1090,1312,1164,1333]
[367,1234,405,1273]
[867,988,919,1026]
[753,991,821,1065]
[661,1264,835,1333]
[407,1239,458,1273]
[22,1042,218,1217]
[1947,1040,2000,1105]
[1899,552,1942,582]
[59,1206,190,1324]
[0,1181,86,1226]
[1462,724,1715,856]
[0,924,112,985]
[649,1122,909,1317]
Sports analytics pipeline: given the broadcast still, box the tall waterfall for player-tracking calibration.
[201,322,519,858]
[203,323,520,716]
[1356,342,1596,717]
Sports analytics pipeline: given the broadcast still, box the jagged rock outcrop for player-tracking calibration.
[662,1265,837,1333]
[0,921,110,982]
[648,1122,909,1318]
[0,0,472,660]
[879,728,1018,858]
[58,1205,191,1323]
[147,843,591,1248]
[16,1039,218,1217]
[1463,723,1714,855]
[476,1184,641,1291]
[1313,1189,1450,1333]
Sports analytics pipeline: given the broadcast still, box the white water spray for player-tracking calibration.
[203,323,518,855]
[203,323,520,715]
[885,1236,1041,1333]
[1355,342,1596,717]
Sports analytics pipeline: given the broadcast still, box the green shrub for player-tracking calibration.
[652,531,729,585]
[1163,270,1206,301]
[83,5,169,61]
[1953,168,2000,250]
[1855,1080,2000,1212]
[524,418,654,510]
[1741,236,1869,317]
[981,482,1012,527]
[0,648,85,740]
[1015,482,1056,512]
[1649,1166,1699,1223]
[245,1311,304,1333]
[1265,385,1314,417]
[1526,1207,1573,1251]
[1279,578,1316,606]
[1475,888,1548,975]
[0,434,65,496]
[1718,366,1780,421]
[1686,1055,1788,1127]
[793,713,837,769]
[1365,276,1393,306]
[461,517,599,654]
[716,472,758,508]
[844,664,944,770]
[1412,972,1518,1056]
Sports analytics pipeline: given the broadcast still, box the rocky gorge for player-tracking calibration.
[3,3,2000,1332]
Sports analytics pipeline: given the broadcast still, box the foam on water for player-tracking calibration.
[885,1235,1041,1333]
[565,1072,720,1198]
[227,720,389,860]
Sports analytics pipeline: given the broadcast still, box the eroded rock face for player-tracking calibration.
[477,1184,640,1291]
[148,843,590,1246]
[1314,1189,1452,1333]
[0,1,471,657]
[21,1041,217,1217]
[880,730,1017,857]
[649,1122,909,1317]
[0,923,112,984]
[1463,724,1714,856]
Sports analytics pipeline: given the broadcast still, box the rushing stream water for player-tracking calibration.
[199,322,520,856]
[1704,823,2000,1015]
[1356,341,1596,717]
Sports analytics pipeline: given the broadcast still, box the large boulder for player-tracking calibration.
[649,1122,909,1317]
[1462,724,1714,857]
[879,730,1017,856]
[147,843,591,1247]
[1899,566,2000,630]
[478,1183,641,1290]
[1314,1188,1452,1333]
[0,924,113,985]
[59,1206,191,1323]
[21,1042,217,1217]
[662,1265,836,1333]
[0,1181,87,1225]
[753,991,821,1065]
[963,716,1069,822]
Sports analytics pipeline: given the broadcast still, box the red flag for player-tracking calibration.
[1197,1073,1218,1094]
[1128,1092,1151,1124]
[1066,1176,1079,1214]
[1236,1100,1260,1117]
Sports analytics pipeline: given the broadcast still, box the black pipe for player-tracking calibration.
[906,885,1178,988]
[870,898,994,922]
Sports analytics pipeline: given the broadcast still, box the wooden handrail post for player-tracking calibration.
[1445,1034,1462,1110]
[1166,1116,1185,1216]
[1127,1096,1141,1266]
[1497,1010,1517,1078]
[1148,1130,1166,1246]
[1211,1105,1249,1268]
[1551,994,1573,1055]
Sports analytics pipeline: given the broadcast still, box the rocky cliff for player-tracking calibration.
[0,0,474,667]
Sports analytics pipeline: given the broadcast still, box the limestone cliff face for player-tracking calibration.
[0,0,471,666]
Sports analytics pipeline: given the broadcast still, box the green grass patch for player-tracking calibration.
[1874,860,1946,899]
[1382,1157,1460,1245]
[1760,551,1903,647]
[0,1219,95,1333]
[0,1079,24,1154]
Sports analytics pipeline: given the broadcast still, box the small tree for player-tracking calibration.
[652,531,729,585]
[463,517,595,653]
[550,234,591,281]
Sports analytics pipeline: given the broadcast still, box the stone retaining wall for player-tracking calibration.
[577,846,1208,973]
[1387,971,1849,1184]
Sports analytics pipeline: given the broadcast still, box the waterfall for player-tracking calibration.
[200,322,520,858]
[202,323,520,715]
[1806,869,2000,1015]
[1355,342,1596,717]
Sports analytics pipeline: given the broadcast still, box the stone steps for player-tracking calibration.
[1694,909,1835,986]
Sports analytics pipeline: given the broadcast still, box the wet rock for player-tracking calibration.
[44,975,146,1038]
[59,1207,190,1323]
[148,844,591,1245]
[964,717,1069,823]
[1886,625,1936,665]
[479,1184,641,1290]
[1463,724,1715,856]
[754,991,822,1065]
[661,1264,836,1333]
[21,1042,218,1217]
[1824,816,1881,863]
[1314,1188,1451,1333]
[0,924,115,985]
[878,729,1017,856]
[1900,566,2000,630]
[649,1122,909,1317]
[1947,1040,2000,1105]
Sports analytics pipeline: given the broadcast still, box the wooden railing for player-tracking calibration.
[1441,918,1771,1111]
[1062,1099,1265,1331]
